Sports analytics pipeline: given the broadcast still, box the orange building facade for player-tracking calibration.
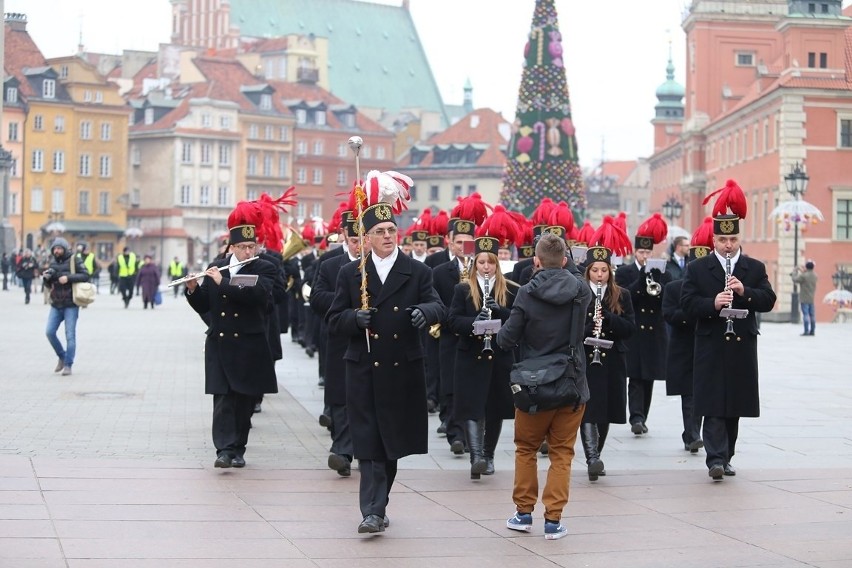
[649,0,852,323]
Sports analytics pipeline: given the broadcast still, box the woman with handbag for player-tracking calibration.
[579,246,635,481]
[137,255,162,309]
[446,236,517,480]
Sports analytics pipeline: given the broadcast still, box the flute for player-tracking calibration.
[167,256,259,287]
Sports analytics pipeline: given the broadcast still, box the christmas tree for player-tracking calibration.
[499,0,586,218]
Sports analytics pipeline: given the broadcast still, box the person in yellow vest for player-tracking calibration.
[169,256,187,297]
[116,247,138,308]
[75,243,97,292]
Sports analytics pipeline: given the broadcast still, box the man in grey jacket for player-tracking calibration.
[42,237,90,375]
[792,261,818,336]
[496,233,592,540]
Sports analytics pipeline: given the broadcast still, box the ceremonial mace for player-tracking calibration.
[348,135,371,353]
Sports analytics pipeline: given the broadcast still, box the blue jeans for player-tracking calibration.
[801,303,815,335]
[46,305,79,367]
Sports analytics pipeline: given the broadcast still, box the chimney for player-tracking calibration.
[4,12,28,32]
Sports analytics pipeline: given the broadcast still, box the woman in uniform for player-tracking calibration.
[446,236,517,480]
[579,246,635,480]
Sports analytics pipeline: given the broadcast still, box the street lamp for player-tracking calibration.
[784,162,810,324]
[0,147,15,255]
[832,266,851,291]
[661,195,683,226]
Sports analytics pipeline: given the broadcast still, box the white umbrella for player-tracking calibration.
[768,200,824,222]
[45,222,66,234]
[124,227,144,238]
[822,288,852,306]
[667,225,690,241]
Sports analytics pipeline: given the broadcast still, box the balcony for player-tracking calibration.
[297,67,319,84]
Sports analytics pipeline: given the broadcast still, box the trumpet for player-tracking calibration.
[584,282,613,365]
[167,255,259,287]
[481,276,493,355]
[723,252,735,337]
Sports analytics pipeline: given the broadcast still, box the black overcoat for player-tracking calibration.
[662,279,694,396]
[424,248,450,269]
[446,282,516,421]
[310,251,351,406]
[433,259,464,396]
[681,253,776,417]
[186,256,279,396]
[582,285,635,424]
[327,252,445,460]
[614,262,671,381]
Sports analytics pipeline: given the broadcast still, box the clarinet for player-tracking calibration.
[481,276,493,355]
[590,283,605,365]
[724,252,736,337]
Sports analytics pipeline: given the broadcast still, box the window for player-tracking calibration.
[763,120,769,153]
[312,168,322,184]
[313,140,324,155]
[452,185,462,199]
[337,169,347,186]
[181,142,193,163]
[43,79,55,99]
[220,115,232,129]
[200,185,211,205]
[263,125,272,140]
[100,122,111,141]
[33,115,44,131]
[95,91,103,103]
[315,110,326,126]
[263,155,272,177]
[180,185,192,205]
[410,185,417,200]
[296,140,307,155]
[54,116,65,133]
[297,203,306,219]
[247,154,258,176]
[131,146,141,166]
[80,121,92,140]
[753,124,759,156]
[31,149,44,172]
[31,187,44,212]
[311,202,322,217]
[808,52,816,68]
[52,151,65,173]
[79,154,91,176]
[218,186,229,206]
[342,113,355,128]
[338,143,347,157]
[736,52,754,66]
[637,199,647,215]
[6,87,17,103]
[296,109,307,124]
[280,126,290,142]
[144,108,154,125]
[467,184,477,196]
[808,2,816,13]
[98,191,110,215]
[51,188,64,213]
[362,146,371,159]
[78,190,90,215]
[820,53,828,69]
[260,94,272,110]
[430,185,439,200]
[201,113,212,128]
[84,90,92,102]
[837,198,852,240]
[279,154,288,178]
[247,189,259,201]
[841,119,852,148]
[8,122,18,141]
[99,155,112,178]
[377,146,386,159]
[219,144,231,166]
[249,124,259,139]
[200,143,212,165]
[296,168,307,184]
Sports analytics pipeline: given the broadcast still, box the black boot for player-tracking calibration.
[483,417,502,476]
[597,423,609,476]
[580,423,605,481]
[463,420,487,479]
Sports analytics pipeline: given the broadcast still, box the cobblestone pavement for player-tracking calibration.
[1,282,851,567]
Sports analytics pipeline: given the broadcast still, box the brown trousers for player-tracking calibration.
[512,403,585,523]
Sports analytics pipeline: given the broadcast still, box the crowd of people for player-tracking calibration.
[168,173,780,541]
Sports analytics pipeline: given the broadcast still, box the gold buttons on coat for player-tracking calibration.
[393,306,399,312]
[393,334,399,339]
[220,312,226,317]
[640,325,645,330]
[641,308,645,313]
[374,362,380,367]
[736,336,742,342]
[219,332,224,337]
[372,334,379,339]
[233,333,239,338]
[726,336,731,341]
[234,313,239,317]
[393,362,399,367]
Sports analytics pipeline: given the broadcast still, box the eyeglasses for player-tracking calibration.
[368,227,398,237]
[233,243,257,251]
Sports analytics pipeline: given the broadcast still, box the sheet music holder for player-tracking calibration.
[230,274,259,288]
[472,319,502,335]
[719,308,748,319]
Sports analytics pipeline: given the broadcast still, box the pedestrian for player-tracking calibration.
[1,252,10,290]
[326,173,444,535]
[116,247,138,308]
[665,236,690,280]
[137,255,161,309]
[792,261,817,335]
[446,235,517,480]
[42,238,89,376]
[579,244,635,481]
[496,232,592,540]
[168,256,186,297]
[184,223,279,469]
[681,179,777,481]
[15,249,39,304]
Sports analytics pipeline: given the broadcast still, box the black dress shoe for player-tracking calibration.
[723,463,736,476]
[328,453,351,477]
[483,458,495,475]
[317,376,325,388]
[231,456,246,468]
[253,403,262,414]
[214,455,233,468]
[437,421,447,435]
[631,422,644,435]
[450,440,465,455]
[684,439,704,453]
[426,399,438,414]
[305,346,316,358]
[318,414,332,428]
[383,515,390,528]
[708,464,724,481]
[357,514,385,534]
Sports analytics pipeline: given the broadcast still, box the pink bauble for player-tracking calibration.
[561,118,575,136]
[517,136,533,154]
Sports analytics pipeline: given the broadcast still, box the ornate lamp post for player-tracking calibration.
[661,195,683,226]
[0,146,14,254]
[832,266,851,291]
[784,163,810,324]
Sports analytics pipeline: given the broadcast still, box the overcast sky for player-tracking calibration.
[7,0,852,168]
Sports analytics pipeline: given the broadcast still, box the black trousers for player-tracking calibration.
[628,378,654,424]
[212,392,255,458]
[329,403,353,458]
[703,416,739,469]
[119,276,135,303]
[358,459,397,518]
[680,394,702,445]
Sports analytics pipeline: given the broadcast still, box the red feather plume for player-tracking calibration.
[431,209,450,237]
[416,208,433,232]
[508,211,533,246]
[703,179,748,219]
[637,213,668,245]
[327,201,349,235]
[453,193,491,226]
[576,220,595,245]
[691,216,714,248]
[478,205,520,246]
[614,211,628,233]
[547,201,576,233]
[589,215,632,256]
[532,198,557,226]
[300,222,315,243]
